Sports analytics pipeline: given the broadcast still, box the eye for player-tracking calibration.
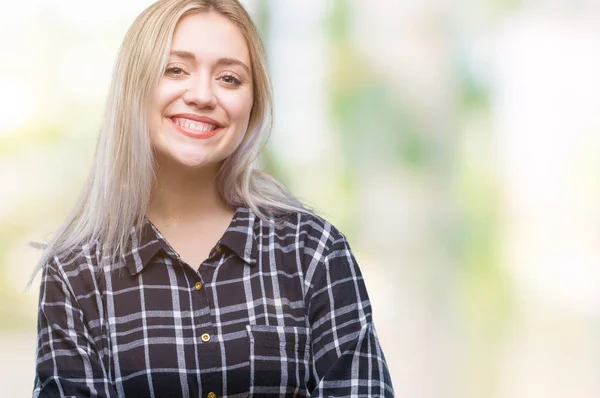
[219,73,242,86]
[164,64,188,77]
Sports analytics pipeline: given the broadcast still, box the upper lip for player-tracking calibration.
[170,113,223,127]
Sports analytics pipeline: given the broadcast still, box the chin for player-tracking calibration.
[173,155,215,169]
[153,146,211,169]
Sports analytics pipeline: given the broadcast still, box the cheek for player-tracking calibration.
[149,84,183,143]
[151,82,184,119]
[222,90,254,126]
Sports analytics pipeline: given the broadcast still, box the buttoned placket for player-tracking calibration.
[194,243,226,341]
[161,241,224,395]
[193,244,226,396]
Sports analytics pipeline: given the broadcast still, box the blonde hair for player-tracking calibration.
[30,0,308,280]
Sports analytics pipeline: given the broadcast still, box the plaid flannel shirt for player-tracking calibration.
[33,206,394,397]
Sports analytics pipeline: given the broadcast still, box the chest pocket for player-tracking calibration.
[246,324,312,397]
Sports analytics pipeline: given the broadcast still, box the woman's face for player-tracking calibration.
[149,12,254,170]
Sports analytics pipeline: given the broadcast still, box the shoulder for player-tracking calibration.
[36,243,109,328]
[43,240,99,270]
[270,211,369,304]
[258,208,350,263]
[265,208,345,244]
[38,240,111,293]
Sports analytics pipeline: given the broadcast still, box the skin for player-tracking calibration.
[146,12,254,267]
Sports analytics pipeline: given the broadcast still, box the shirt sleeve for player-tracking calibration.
[33,258,118,398]
[307,232,395,397]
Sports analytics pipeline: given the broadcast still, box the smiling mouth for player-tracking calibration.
[171,117,219,132]
[169,117,222,139]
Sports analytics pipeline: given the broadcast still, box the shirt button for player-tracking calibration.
[201,333,211,343]
[207,393,217,398]
[194,282,202,291]
[215,245,222,254]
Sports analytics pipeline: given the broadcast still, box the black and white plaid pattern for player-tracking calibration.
[33,206,394,397]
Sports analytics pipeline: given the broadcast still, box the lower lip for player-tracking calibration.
[169,118,222,139]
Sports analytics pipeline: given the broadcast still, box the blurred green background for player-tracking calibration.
[2,0,600,396]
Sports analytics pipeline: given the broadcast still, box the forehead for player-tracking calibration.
[170,12,250,65]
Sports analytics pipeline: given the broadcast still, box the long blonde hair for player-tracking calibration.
[30,0,308,280]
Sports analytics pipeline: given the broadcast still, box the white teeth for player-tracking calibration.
[173,117,217,132]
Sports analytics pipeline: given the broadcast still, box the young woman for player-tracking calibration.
[32,0,394,396]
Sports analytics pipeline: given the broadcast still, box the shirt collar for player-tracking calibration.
[123,206,258,276]
[216,206,258,267]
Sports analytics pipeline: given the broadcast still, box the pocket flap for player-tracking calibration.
[246,325,311,350]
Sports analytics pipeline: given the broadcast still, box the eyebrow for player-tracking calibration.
[169,50,251,75]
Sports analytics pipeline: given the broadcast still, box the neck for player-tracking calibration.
[147,159,233,225]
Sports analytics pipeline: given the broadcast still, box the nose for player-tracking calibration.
[182,74,217,109]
